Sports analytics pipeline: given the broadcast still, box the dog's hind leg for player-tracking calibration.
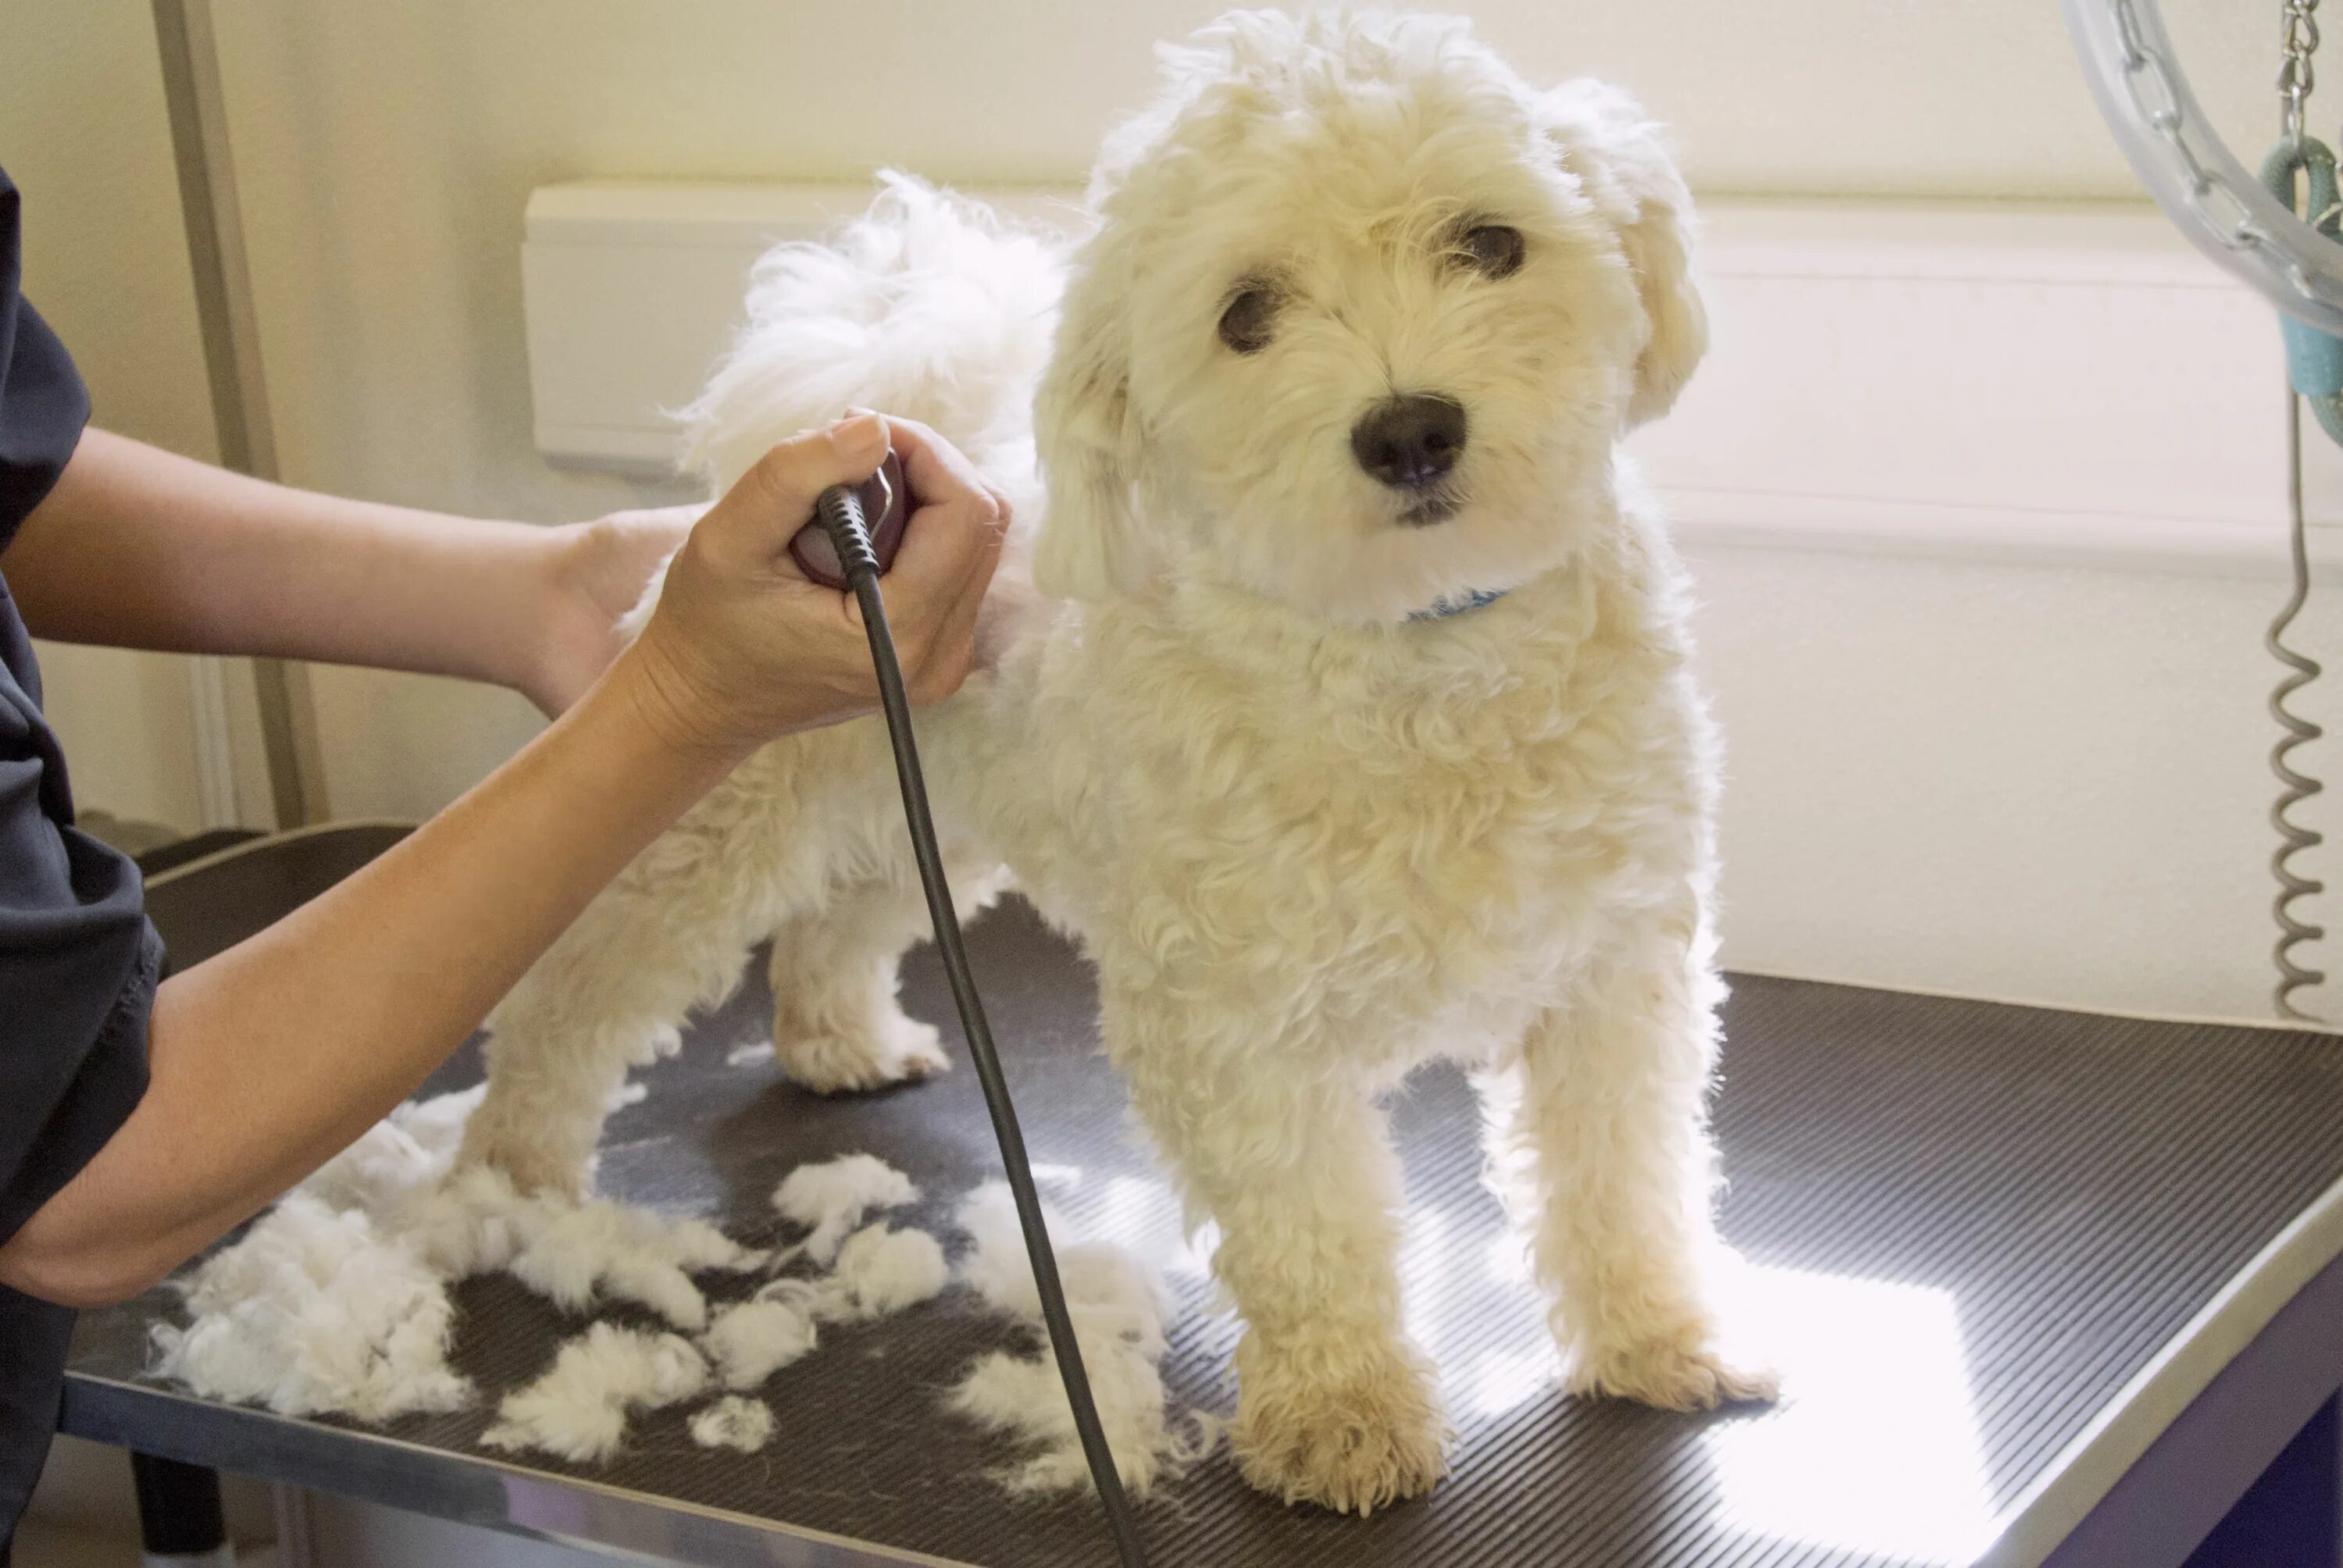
[453,783,816,1198]
[764,855,1008,1093]
[1479,904,1779,1411]
[1108,985,1451,1515]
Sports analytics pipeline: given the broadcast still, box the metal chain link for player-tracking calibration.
[2277,0,2343,226]
[2284,0,2321,146]
[2106,0,2322,304]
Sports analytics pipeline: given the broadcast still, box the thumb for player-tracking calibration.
[704,413,890,568]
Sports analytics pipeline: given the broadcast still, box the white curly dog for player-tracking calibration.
[455,9,1777,1513]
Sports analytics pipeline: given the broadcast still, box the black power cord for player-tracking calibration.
[812,480,1153,1568]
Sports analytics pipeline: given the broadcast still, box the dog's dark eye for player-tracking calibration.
[1218,286,1279,354]
[1458,223,1525,279]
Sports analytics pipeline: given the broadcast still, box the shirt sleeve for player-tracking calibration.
[0,174,87,552]
[0,163,155,1249]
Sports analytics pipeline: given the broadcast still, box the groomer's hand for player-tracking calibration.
[615,412,1008,760]
[524,504,700,715]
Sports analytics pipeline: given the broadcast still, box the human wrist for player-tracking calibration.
[499,523,585,707]
[600,625,758,773]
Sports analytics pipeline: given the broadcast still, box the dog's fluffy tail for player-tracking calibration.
[677,173,1064,499]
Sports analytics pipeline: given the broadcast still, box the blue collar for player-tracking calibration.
[1409,586,1509,622]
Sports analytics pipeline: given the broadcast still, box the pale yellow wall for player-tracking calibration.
[6,0,220,832]
[1,0,2277,829]
[12,4,2336,1558]
[1,0,2327,1021]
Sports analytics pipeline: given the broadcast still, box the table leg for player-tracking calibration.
[130,1452,232,1568]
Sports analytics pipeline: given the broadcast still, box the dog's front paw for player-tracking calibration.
[1567,1330,1779,1412]
[775,1013,950,1095]
[1232,1338,1451,1516]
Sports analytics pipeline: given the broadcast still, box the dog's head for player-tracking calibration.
[1032,9,1703,622]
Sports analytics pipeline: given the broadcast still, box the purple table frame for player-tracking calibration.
[2056,1249,2343,1568]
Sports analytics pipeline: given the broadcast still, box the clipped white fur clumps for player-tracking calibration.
[154,1090,487,1420]
[507,1199,764,1331]
[482,1324,708,1462]
[947,1184,1216,1497]
[726,1039,776,1068]
[159,1096,955,1463]
[294,1086,481,1215]
[701,1298,818,1389]
[389,1164,561,1278]
[783,1222,949,1323]
[771,1154,918,1266]
[690,1395,776,1452]
[389,1165,764,1330]
[149,1195,471,1422]
[156,1090,765,1431]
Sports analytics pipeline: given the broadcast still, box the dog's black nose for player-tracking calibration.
[1351,394,1467,491]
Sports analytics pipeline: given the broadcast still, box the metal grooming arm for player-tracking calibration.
[149,0,326,830]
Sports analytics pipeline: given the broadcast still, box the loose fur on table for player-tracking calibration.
[148,1196,471,1424]
[149,1089,763,1419]
[770,1152,921,1267]
[155,1108,978,1463]
[149,1090,489,1422]
[690,1395,778,1452]
[703,1297,818,1390]
[481,1323,709,1463]
[452,8,1778,1514]
[948,1183,1215,1499]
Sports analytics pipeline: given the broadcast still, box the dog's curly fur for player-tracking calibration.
[454,9,1777,1513]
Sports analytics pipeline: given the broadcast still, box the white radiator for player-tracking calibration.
[521,184,2327,576]
[521,183,1079,478]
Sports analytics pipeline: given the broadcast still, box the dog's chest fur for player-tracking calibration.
[949,519,1713,1065]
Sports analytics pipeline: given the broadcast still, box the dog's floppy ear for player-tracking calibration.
[1032,221,1156,601]
[1541,80,1706,427]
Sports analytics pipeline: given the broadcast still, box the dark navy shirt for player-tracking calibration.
[0,165,159,1546]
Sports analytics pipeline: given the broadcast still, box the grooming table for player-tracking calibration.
[62,824,2343,1567]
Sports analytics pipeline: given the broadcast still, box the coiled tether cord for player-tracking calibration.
[2271,393,2327,1022]
[811,480,1152,1568]
[2261,33,2331,1024]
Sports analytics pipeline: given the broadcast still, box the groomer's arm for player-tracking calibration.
[2,425,691,715]
[0,415,1007,1307]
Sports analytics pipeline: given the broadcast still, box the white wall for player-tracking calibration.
[1694,543,2341,1017]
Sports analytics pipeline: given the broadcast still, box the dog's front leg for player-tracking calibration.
[1111,989,1450,1515]
[1482,907,1778,1411]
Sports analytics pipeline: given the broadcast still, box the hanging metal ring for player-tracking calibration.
[2067,0,2343,335]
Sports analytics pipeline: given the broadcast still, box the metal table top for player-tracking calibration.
[63,825,2343,1567]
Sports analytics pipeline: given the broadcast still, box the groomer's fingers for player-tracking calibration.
[880,417,1015,593]
[706,415,890,568]
[911,509,1007,700]
[885,501,1003,672]
[906,573,990,703]
[873,414,1001,519]
[896,558,986,702]
[880,490,1007,690]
